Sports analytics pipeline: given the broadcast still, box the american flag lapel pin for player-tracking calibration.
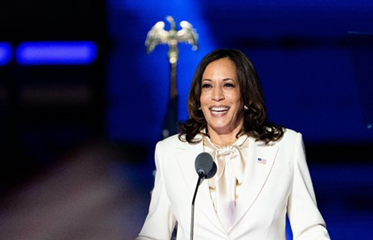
[257,157,267,165]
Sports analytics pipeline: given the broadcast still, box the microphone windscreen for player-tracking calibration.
[194,152,216,179]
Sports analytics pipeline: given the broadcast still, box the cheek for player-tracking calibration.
[231,92,242,105]
[200,93,208,105]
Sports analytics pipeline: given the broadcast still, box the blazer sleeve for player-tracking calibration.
[287,132,331,240]
[136,141,176,240]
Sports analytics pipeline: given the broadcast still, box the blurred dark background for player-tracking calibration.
[0,0,373,239]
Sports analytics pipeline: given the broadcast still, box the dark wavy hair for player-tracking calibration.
[178,48,284,144]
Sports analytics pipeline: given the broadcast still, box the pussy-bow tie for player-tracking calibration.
[203,135,249,231]
[203,136,249,189]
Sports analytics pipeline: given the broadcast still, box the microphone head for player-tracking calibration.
[194,152,217,179]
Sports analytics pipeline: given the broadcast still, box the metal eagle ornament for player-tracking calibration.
[145,16,198,139]
[145,16,198,64]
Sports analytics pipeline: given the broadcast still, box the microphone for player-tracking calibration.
[195,152,217,180]
[190,152,217,240]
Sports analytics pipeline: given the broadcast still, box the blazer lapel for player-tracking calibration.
[233,138,279,226]
[175,139,224,231]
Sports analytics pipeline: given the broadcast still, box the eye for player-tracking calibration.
[224,82,235,88]
[201,83,212,88]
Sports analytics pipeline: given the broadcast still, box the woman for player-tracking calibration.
[137,49,330,239]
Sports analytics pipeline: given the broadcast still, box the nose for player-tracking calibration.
[212,86,224,101]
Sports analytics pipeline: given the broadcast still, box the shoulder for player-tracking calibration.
[283,128,302,138]
[274,128,307,161]
[156,134,181,149]
[155,133,191,151]
[157,133,203,147]
[159,134,181,144]
[155,133,204,156]
[277,128,304,145]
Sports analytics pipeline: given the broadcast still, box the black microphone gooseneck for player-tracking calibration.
[190,152,217,240]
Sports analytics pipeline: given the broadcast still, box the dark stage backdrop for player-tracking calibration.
[0,0,106,189]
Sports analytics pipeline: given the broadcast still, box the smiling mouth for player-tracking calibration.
[210,106,229,113]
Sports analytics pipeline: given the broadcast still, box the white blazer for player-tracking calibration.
[137,128,330,240]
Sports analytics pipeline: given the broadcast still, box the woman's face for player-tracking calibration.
[200,58,244,136]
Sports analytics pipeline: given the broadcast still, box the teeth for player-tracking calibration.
[211,107,229,112]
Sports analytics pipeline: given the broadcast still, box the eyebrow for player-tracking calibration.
[201,78,235,81]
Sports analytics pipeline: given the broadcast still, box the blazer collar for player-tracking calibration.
[232,138,279,229]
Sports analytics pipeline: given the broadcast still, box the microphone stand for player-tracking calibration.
[190,174,203,240]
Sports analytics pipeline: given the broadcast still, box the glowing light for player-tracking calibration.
[16,41,97,65]
[0,42,12,66]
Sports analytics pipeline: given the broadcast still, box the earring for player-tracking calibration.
[244,105,248,110]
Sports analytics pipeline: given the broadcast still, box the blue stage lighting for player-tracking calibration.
[0,42,12,66]
[16,41,97,65]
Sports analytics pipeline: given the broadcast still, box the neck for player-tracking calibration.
[208,129,241,147]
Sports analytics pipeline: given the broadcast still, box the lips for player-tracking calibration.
[210,106,229,113]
